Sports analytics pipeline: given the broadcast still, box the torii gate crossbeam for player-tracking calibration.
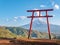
[27,9,53,39]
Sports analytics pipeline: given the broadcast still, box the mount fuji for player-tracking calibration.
[22,19,60,35]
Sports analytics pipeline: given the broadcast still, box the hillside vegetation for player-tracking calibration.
[0,27,17,38]
[0,27,56,39]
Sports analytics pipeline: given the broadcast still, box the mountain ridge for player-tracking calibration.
[22,19,60,35]
[0,26,56,39]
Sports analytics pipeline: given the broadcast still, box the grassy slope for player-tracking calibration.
[5,27,56,39]
[0,27,56,39]
[0,27,17,38]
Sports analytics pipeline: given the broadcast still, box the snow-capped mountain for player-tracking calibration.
[22,19,60,35]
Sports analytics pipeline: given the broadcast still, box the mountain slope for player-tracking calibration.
[0,26,56,39]
[5,27,28,38]
[22,19,60,34]
[5,27,56,39]
[0,27,17,38]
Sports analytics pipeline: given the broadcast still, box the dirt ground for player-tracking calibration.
[0,38,60,45]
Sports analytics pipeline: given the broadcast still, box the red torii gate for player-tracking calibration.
[27,9,53,39]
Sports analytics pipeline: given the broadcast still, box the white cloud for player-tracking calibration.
[34,8,40,16]
[13,16,27,21]
[19,16,26,20]
[12,16,18,22]
[14,17,18,19]
[40,5,45,7]
[36,12,39,16]
[36,12,43,21]
[34,8,47,23]
[34,8,39,10]
[35,9,44,22]
[54,4,59,10]
[50,0,60,10]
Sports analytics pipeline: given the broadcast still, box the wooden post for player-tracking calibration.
[28,12,34,39]
[46,11,51,39]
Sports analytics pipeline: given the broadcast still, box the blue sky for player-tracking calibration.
[0,0,60,26]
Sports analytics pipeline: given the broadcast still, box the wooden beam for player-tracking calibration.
[27,16,53,18]
[27,9,53,12]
